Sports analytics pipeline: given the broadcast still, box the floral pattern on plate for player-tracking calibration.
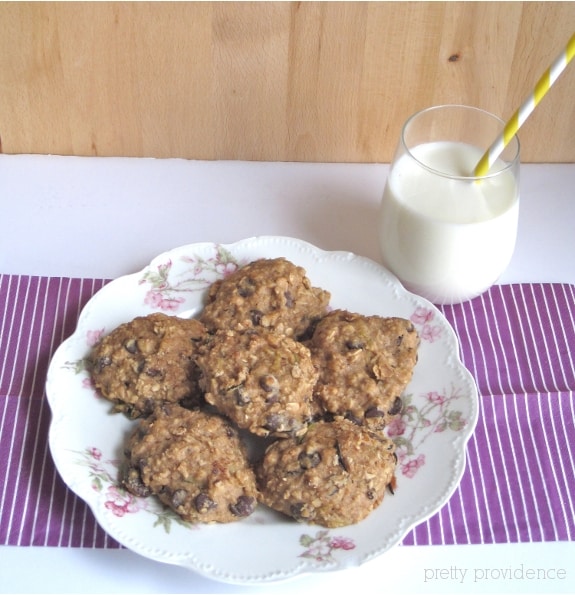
[71,447,195,533]
[299,530,356,563]
[139,245,245,311]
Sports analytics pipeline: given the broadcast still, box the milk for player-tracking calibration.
[379,141,519,304]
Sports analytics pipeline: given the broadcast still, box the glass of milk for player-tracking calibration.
[379,105,520,305]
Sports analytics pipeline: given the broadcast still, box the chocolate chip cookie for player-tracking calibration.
[122,404,258,524]
[89,312,207,418]
[257,419,397,527]
[195,328,317,438]
[306,310,419,430]
[199,258,330,340]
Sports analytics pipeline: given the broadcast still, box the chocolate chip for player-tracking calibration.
[145,367,163,378]
[96,356,112,372]
[259,374,279,393]
[229,495,255,517]
[124,339,138,354]
[250,309,264,326]
[122,466,151,497]
[233,385,250,406]
[345,339,365,350]
[298,450,321,469]
[140,398,155,416]
[237,277,256,297]
[264,413,293,433]
[344,412,363,426]
[194,492,216,513]
[171,489,188,508]
[388,396,402,416]
[284,290,294,308]
[265,413,280,431]
[290,502,305,520]
[335,440,350,472]
[365,407,386,418]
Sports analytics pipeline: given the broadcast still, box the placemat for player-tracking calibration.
[1,275,574,547]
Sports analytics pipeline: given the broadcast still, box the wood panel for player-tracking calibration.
[0,1,573,162]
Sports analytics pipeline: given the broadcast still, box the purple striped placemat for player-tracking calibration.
[1,275,574,547]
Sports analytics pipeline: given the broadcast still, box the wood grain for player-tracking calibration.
[0,1,573,162]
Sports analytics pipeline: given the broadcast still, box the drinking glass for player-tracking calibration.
[379,105,520,305]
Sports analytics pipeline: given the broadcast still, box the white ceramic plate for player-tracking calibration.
[46,236,478,585]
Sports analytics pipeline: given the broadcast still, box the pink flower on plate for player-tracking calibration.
[410,307,434,325]
[426,391,446,405]
[104,486,143,517]
[330,536,355,551]
[86,328,105,347]
[410,307,443,343]
[89,447,102,461]
[144,289,185,311]
[215,261,238,278]
[386,416,407,438]
[82,376,95,389]
[420,324,442,343]
[401,454,426,478]
[144,289,164,307]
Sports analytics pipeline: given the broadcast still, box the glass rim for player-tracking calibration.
[401,104,521,181]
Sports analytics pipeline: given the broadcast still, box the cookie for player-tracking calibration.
[306,310,419,429]
[199,258,330,339]
[89,312,207,418]
[122,404,258,524]
[257,419,397,527]
[195,328,317,438]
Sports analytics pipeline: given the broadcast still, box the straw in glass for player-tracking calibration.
[474,32,575,178]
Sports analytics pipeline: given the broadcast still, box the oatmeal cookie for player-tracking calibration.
[122,404,258,524]
[89,312,207,418]
[257,419,397,527]
[195,328,317,438]
[199,258,330,339]
[307,310,419,430]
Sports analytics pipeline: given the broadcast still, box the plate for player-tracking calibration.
[46,236,478,585]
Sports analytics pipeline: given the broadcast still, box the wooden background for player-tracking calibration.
[1,1,574,163]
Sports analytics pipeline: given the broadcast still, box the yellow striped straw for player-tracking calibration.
[474,31,575,178]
